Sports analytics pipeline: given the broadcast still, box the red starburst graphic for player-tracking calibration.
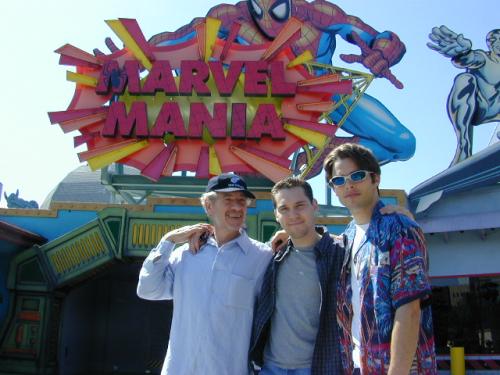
[49,17,352,182]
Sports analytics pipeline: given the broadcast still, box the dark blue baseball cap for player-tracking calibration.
[205,173,255,199]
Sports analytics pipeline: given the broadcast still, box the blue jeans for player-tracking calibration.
[259,362,311,375]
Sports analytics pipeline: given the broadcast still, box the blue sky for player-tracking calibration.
[0,0,498,207]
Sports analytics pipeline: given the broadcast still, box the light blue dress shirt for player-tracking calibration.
[137,230,272,375]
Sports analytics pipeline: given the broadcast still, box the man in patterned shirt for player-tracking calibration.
[323,143,437,374]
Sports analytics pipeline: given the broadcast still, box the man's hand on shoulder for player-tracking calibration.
[164,223,213,253]
[270,229,288,253]
[329,233,345,247]
[329,234,343,241]
[380,205,415,221]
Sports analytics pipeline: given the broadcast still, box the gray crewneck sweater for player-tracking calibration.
[263,244,321,368]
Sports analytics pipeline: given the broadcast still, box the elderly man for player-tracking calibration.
[137,173,272,375]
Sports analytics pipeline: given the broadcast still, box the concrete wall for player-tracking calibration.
[426,229,500,278]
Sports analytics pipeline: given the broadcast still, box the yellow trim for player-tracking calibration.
[88,234,100,257]
[316,216,352,225]
[66,71,98,87]
[287,50,313,68]
[50,254,61,274]
[205,17,221,62]
[106,19,152,70]
[87,140,148,171]
[144,223,150,247]
[209,145,222,175]
[96,233,106,254]
[138,224,144,246]
[132,224,138,247]
[284,124,328,148]
[85,236,95,258]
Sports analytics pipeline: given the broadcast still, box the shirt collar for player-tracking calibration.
[207,228,250,254]
[275,226,337,261]
[346,199,385,241]
[234,229,251,254]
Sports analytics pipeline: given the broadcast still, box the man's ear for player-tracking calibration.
[312,199,319,211]
[373,173,381,187]
[205,199,214,216]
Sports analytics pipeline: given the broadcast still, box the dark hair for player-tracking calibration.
[271,177,314,208]
[323,143,381,182]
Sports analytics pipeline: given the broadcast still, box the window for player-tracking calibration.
[431,276,500,354]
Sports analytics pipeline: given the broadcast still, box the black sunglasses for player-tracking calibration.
[328,170,373,187]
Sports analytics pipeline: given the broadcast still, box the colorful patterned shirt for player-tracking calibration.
[337,200,437,374]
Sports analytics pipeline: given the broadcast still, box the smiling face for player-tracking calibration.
[247,0,291,39]
[274,186,318,247]
[331,158,380,223]
[205,191,248,237]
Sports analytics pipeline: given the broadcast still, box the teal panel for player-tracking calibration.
[17,259,46,284]
[104,218,122,247]
[126,214,208,256]
[0,254,12,328]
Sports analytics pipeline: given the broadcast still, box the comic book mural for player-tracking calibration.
[50,0,414,181]
[428,26,500,165]
[3,190,39,209]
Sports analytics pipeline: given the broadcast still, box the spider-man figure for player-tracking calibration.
[144,0,415,165]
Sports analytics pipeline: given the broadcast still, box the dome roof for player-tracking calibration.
[41,166,111,209]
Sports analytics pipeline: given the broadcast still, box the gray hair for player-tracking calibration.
[200,191,253,214]
[200,191,218,214]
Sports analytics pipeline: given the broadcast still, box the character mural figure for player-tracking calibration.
[428,26,500,165]
[98,0,415,167]
[4,190,39,209]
